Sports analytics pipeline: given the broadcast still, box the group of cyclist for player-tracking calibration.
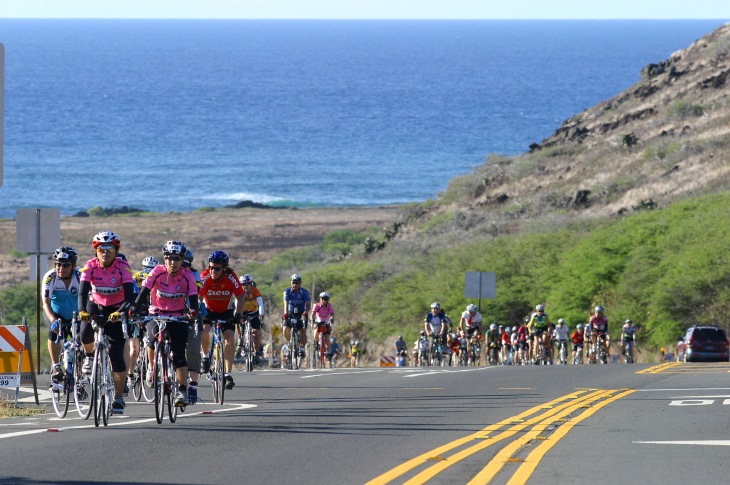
[43,233,352,416]
[404,302,637,367]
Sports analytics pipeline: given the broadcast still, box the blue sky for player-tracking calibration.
[1,0,729,19]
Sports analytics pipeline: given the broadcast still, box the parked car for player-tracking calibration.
[682,326,730,362]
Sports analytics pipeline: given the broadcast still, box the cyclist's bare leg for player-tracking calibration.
[127,337,140,376]
[176,365,189,388]
[201,323,212,356]
[223,329,236,373]
[113,371,127,398]
[298,327,307,348]
[48,339,62,367]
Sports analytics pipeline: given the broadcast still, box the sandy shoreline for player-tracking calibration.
[0,205,402,288]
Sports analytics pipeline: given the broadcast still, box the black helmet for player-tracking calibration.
[53,246,78,263]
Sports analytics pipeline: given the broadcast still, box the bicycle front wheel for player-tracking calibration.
[154,344,165,424]
[213,340,225,405]
[92,345,104,427]
[140,350,154,402]
[74,347,92,419]
[50,378,70,418]
[168,353,179,423]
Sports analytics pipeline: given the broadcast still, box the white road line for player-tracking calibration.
[0,403,257,439]
[634,440,730,446]
[636,388,730,392]
[301,370,383,378]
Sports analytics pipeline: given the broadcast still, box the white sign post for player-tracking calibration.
[16,208,61,374]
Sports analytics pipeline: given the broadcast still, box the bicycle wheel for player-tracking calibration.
[132,354,143,402]
[92,345,104,427]
[140,350,154,402]
[74,346,92,419]
[213,340,225,405]
[101,351,114,426]
[50,378,70,418]
[154,344,165,424]
[167,353,179,423]
[245,327,255,372]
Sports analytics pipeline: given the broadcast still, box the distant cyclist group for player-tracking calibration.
[397,302,637,367]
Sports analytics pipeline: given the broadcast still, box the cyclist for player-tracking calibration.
[516,320,529,365]
[527,304,549,364]
[571,323,585,364]
[283,273,311,360]
[311,291,334,360]
[236,273,266,363]
[43,247,81,382]
[414,331,429,366]
[485,323,500,365]
[500,326,512,365]
[393,335,408,365]
[424,302,450,347]
[132,256,158,289]
[553,319,570,365]
[510,326,520,365]
[349,339,363,367]
[77,231,136,414]
[182,248,203,404]
[327,336,341,368]
[459,304,483,338]
[621,318,637,363]
[134,241,200,406]
[199,250,244,390]
[583,320,594,363]
[589,305,610,363]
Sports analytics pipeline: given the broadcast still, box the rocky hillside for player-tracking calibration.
[420,22,730,232]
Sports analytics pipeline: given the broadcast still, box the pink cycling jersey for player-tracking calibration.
[312,302,334,322]
[143,265,198,315]
[80,257,135,307]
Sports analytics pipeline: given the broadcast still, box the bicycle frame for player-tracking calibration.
[206,319,227,404]
[149,316,188,424]
[49,320,76,419]
[91,319,114,427]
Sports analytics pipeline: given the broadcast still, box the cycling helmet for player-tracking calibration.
[397,335,403,340]
[420,331,426,337]
[350,340,356,345]
[92,231,121,249]
[208,250,230,266]
[117,253,127,261]
[535,304,545,312]
[290,273,302,282]
[330,337,337,343]
[490,323,497,331]
[505,328,511,334]
[142,256,159,269]
[184,249,194,263]
[53,246,78,263]
[595,305,604,313]
[319,291,331,299]
[524,317,530,323]
[512,326,518,332]
[239,274,254,285]
[577,324,584,330]
[431,302,441,309]
[625,318,633,324]
[558,318,565,324]
[466,304,478,313]
[498,324,504,329]
[162,240,186,256]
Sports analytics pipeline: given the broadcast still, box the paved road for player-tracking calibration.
[1,362,729,484]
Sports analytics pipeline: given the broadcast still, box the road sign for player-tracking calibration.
[465,271,496,299]
[16,208,61,253]
[0,374,19,389]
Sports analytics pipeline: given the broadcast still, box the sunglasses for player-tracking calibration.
[96,247,115,253]
[209,266,223,271]
[165,256,183,262]
[55,262,72,268]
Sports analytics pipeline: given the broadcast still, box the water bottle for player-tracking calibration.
[63,341,74,373]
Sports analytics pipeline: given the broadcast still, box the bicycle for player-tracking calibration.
[418,347,429,367]
[429,336,444,367]
[148,316,190,424]
[131,321,154,403]
[236,315,257,372]
[573,345,584,365]
[622,340,634,364]
[90,316,118,427]
[49,318,80,418]
[206,318,228,404]
[468,339,481,367]
[557,339,568,365]
[595,334,609,364]
[315,331,327,369]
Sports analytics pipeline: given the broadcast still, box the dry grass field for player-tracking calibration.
[0,206,401,288]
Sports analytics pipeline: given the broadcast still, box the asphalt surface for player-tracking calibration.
[1,361,729,484]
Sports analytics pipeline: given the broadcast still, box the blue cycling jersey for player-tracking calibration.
[283,287,311,315]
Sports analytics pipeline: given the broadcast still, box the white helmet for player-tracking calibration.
[142,256,159,269]
[558,318,565,325]
[535,304,545,312]
[577,324,584,330]
[466,304,478,313]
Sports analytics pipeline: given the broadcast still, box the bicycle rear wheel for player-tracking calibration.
[140,350,154,402]
[245,326,255,372]
[132,355,143,402]
[154,344,165,424]
[74,347,92,419]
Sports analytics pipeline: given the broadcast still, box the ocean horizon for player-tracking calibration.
[0,19,726,218]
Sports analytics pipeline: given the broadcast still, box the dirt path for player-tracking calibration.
[0,206,402,288]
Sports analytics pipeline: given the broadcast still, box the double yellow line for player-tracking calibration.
[366,388,634,485]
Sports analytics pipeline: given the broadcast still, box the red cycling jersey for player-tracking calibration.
[199,269,243,314]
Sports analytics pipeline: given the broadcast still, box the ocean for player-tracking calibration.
[0,19,726,218]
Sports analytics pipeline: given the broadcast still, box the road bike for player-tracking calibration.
[487,342,500,366]
[557,339,568,365]
[286,315,305,370]
[430,336,444,367]
[622,340,634,364]
[573,344,584,365]
[149,316,189,424]
[131,320,154,402]
[315,331,328,369]
[90,316,117,427]
[49,318,80,418]
[595,334,609,364]
[236,315,257,372]
[206,318,227,404]
[418,347,429,367]
[468,339,481,367]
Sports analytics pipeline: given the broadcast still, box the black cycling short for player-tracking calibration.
[204,309,236,332]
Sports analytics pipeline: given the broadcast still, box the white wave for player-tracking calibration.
[199,192,287,204]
